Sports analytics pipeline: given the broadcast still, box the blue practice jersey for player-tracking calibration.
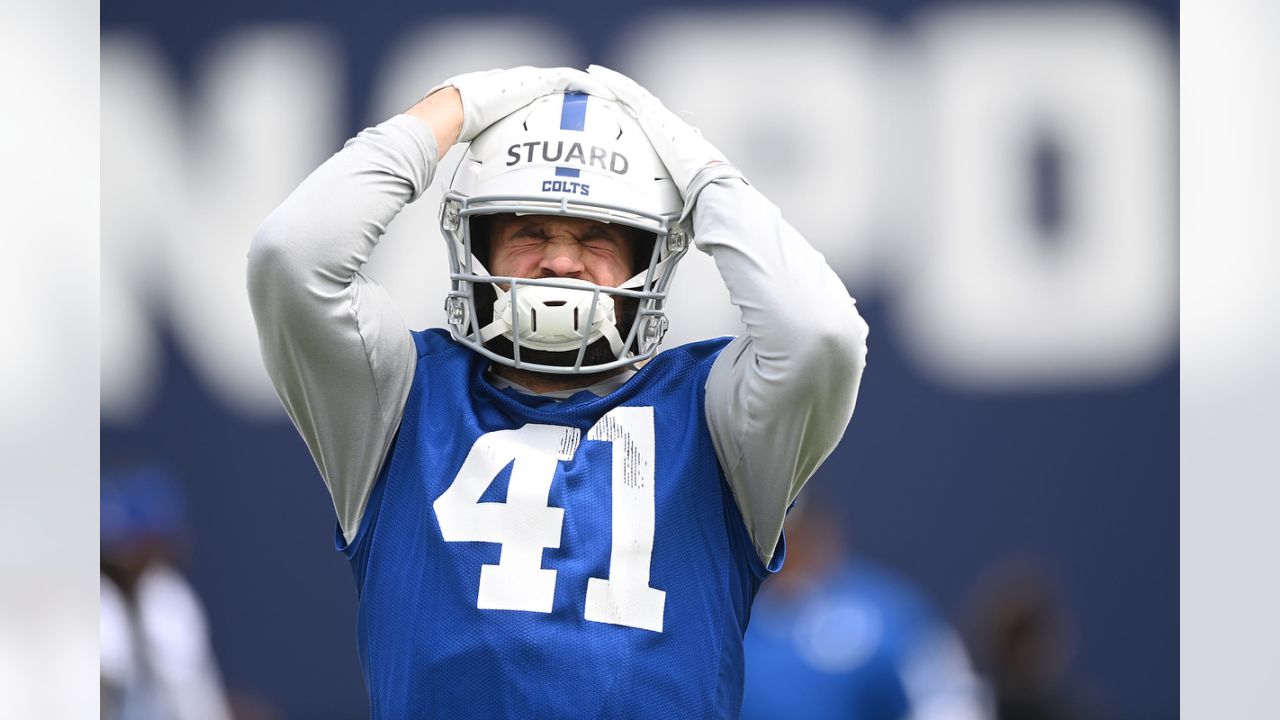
[339,329,783,719]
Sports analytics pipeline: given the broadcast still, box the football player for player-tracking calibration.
[248,65,868,719]
[741,501,991,720]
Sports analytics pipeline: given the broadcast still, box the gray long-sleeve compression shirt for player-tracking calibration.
[247,114,868,566]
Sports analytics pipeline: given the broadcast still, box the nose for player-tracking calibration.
[538,237,585,278]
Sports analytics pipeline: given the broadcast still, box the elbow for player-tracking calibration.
[246,215,305,310]
[799,300,868,387]
[247,222,280,298]
[248,210,295,269]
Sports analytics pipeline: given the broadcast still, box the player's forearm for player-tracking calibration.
[247,89,454,295]
[406,86,463,158]
[692,173,867,386]
[247,114,439,296]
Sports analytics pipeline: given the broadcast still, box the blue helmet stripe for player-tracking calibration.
[555,91,588,177]
[560,91,589,131]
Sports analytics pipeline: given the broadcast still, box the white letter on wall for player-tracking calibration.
[897,6,1176,388]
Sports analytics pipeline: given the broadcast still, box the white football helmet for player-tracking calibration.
[439,90,689,374]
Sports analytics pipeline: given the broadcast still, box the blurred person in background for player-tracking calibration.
[970,563,1101,720]
[742,499,990,720]
[100,464,233,720]
[247,65,867,718]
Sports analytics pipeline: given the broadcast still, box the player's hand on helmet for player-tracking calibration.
[586,64,729,200]
[429,67,615,144]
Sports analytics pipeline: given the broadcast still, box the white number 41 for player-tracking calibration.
[433,406,666,633]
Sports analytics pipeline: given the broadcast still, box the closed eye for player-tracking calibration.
[512,226,549,239]
[506,227,550,248]
[580,229,622,246]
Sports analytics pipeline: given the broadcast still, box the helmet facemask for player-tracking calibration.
[439,91,689,375]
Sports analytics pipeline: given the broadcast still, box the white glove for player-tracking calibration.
[428,66,615,144]
[586,64,729,199]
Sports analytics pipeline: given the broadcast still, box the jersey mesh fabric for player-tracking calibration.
[337,329,781,719]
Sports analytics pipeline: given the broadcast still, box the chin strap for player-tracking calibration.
[478,279,625,356]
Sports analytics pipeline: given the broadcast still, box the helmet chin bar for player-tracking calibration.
[449,274,668,375]
[441,192,687,375]
[478,278,626,357]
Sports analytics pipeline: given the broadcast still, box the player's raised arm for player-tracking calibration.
[247,67,606,542]
[588,65,869,567]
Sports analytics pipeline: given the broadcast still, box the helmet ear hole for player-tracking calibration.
[631,230,657,279]
[467,214,495,268]
[473,278,497,333]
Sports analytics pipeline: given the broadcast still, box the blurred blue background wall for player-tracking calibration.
[101,1,1177,717]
